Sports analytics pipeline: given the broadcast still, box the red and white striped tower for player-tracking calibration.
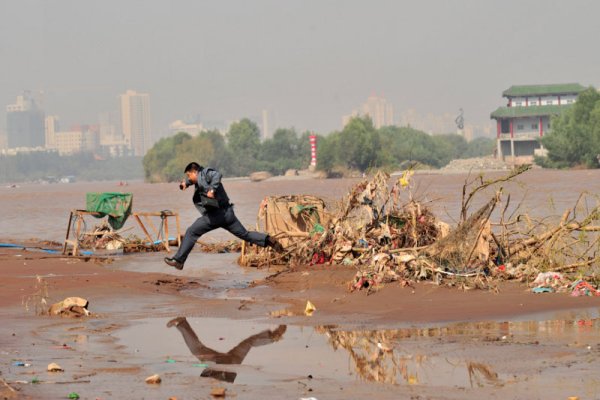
[309,134,317,171]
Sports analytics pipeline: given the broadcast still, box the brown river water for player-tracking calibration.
[2,168,600,243]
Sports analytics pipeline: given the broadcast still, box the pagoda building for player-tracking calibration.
[490,83,585,163]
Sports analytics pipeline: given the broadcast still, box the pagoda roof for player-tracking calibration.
[502,83,585,97]
[490,104,572,119]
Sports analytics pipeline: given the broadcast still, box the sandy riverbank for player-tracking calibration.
[2,244,600,399]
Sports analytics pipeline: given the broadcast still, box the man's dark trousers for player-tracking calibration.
[173,205,268,264]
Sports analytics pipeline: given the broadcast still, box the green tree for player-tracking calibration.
[464,137,496,158]
[379,126,439,167]
[197,129,232,174]
[143,132,192,182]
[336,116,383,171]
[540,87,600,168]
[431,134,468,166]
[226,119,261,176]
[259,128,304,174]
[316,132,339,173]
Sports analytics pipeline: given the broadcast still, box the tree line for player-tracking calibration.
[0,116,496,184]
[143,116,495,182]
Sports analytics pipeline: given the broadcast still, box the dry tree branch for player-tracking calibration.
[460,165,531,223]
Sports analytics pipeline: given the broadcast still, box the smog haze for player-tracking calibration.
[1,0,599,138]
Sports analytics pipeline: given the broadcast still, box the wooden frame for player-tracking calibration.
[62,209,181,255]
[132,211,181,252]
[62,210,102,256]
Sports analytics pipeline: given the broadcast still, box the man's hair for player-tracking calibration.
[184,162,201,173]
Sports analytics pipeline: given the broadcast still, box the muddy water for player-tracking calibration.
[2,169,600,243]
[111,310,600,395]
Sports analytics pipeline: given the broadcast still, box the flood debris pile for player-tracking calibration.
[198,240,242,254]
[241,165,600,293]
[239,194,329,268]
[77,222,126,251]
[75,222,169,253]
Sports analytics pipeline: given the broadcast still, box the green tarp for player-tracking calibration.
[86,192,133,230]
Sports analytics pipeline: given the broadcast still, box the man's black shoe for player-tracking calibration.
[166,316,186,328]
[164,257,184,270]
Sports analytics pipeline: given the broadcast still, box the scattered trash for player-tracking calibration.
[67,392,80,399]
[532,272,564,286]
[145,374,161,384]
[48,297,90,318]
[532,287,553,294]
[47,363,64,372]
[377,342,393,352]
[270,309,294,318]
[192,363,209,368]
[12,361,31,367]
[31,377,40,384]
[570,280,600,297]
[210,387,227,397]
[166,359,176,363]
[304,301,316,316]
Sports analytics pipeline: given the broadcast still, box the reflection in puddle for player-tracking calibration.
[316,325,503,386]
[167,316,285,382]
[115,310,600,388]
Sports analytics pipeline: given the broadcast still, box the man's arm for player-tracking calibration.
[179,178,192,191]
[205,169,222,198]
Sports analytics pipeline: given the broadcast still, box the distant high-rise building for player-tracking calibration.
[0,130,7,149]
[6,92,45,149]
[343,94,394,129]
[168,119,204,136]
[397,108,457,135]
[45,115,59,149]
[120,90,151,156]
[261,109,270,140]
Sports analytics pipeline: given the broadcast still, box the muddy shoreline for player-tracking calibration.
[2,245,600,399]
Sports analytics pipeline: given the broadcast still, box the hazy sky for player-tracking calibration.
[1,0,599,138]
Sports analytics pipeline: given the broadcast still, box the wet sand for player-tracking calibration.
[2,247,600,399]
[2,170,600,399]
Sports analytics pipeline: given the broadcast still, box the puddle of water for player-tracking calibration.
[114,310,600,388]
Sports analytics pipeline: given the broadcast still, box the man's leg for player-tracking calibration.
[166,317,220,362]
[169,215,214,266]
[222,207,269,247]
[226,325,287,363]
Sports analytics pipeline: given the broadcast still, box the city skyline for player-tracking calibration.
[1,1,598,145]
[2,87,493,156]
